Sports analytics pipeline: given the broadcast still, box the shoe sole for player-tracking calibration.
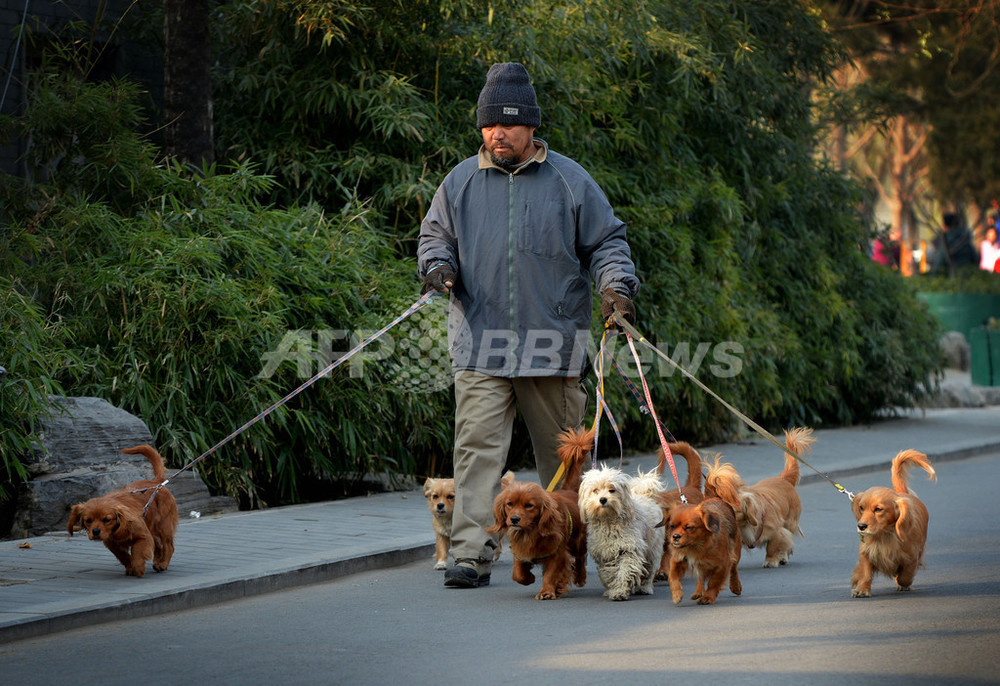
[444,574,491,588]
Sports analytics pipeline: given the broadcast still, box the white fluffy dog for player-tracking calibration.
[579,466,666,601]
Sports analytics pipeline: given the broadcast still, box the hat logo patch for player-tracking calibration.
[503,106,520,115]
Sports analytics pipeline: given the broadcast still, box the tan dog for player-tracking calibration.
[67,445,178,577]
[850,450,936,598]
[703,427,813,567]
[423,471,512,570]
[648,441,705,581]
[487,428,589,600]
[665,498,742,605]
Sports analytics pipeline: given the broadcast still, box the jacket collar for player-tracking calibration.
[478,138,548,172]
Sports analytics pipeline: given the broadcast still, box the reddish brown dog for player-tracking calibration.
[665,498,742,605]
[651,441,705,581]
[851,449,936,598]
[67,445,178,577]
[488,428,590,600]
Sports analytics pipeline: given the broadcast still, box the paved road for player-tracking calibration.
[2,450,997,686]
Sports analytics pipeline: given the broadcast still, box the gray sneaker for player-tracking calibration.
[444,558,491,588]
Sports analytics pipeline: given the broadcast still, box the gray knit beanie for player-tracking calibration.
[476,62,541,129]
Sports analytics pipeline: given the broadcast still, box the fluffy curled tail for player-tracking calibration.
[781,427,814,487]
[658,441,703,490]
[891,449,936,495]
[121,444,168,482]
[556,427,594,494]
[703,453,744,512]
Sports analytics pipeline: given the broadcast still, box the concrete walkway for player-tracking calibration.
[2,385,998,643]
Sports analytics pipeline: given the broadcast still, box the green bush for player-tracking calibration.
[0,75,452,506]
[911,268,1000,295]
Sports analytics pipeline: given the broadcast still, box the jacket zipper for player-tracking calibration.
[507,172,515,377]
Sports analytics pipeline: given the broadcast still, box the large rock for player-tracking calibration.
[939,331,971,371]
[7,396,237,538]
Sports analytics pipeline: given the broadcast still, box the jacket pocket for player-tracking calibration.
[517,199,569,260]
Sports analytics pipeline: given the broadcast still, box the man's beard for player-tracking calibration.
[489,151,519,171]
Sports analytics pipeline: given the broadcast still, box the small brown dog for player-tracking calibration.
[665,498,742,605]
[850,449,936,598]
[67,445,178,577]
[487,428,590,600]
[703,427,813,567]
[649,441,705,581]
[423,471,512,570]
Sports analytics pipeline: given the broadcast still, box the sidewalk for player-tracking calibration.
[2,378,999,643]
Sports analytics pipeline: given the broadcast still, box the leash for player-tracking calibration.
[612,313,856,503]
[620,326,685,496]
[137,292,438,513]
[545,324,624,492]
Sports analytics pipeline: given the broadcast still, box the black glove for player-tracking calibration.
[421,262,456,294]
[600,288,636,326]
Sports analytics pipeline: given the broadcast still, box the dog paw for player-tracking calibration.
[434,561,448,571]
[851,588,871,598]
[535,590,558,600]
[896,585,912,592]
[608,590,631,601]
[696,595,717,605]
[762,560,779,568]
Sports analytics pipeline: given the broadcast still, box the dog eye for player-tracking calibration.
[872,506,882,513]
[608,487,616,494]
[447,495,455,501]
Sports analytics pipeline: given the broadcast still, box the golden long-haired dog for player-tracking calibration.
[850,449,936,598]
[649,441,705,581]
[579,461,665,601]
[67,445,178,577]
[665,498,742,605]
[487,428,590,600]
[423,471,513,570]
[704,427,813,567]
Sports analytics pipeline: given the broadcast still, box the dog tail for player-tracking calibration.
[121,444,168,482]
[890,449,936,495]
[556,426,594,493]
[659,441,704,490]
[702,453,744,511]
[780,427,814,487]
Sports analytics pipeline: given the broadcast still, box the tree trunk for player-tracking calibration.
[163,0,214,167]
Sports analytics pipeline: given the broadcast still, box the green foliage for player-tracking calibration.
[0,75,452,506]
[212,0,942,458]
[912,268,1000,295]
[0,284,78,497]
[1,0,947,504]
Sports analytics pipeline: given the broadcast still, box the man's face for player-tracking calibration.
[482,124,536,170]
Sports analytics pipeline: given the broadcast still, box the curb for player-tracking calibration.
[0,543,434,645]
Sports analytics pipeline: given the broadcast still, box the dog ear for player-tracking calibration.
[486,494,506,534]
[423,478,434,498]
[114,504,144,534]
[537,495,565,536]
[894,498,909,542]
[67,504,82,535]
[701,507,721,534]
[741,493,758,526]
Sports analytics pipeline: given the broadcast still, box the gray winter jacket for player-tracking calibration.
[417,139,639,377]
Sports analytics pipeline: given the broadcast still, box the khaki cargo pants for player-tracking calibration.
[449,370,588,565]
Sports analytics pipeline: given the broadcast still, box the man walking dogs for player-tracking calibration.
[417,62,639,588]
